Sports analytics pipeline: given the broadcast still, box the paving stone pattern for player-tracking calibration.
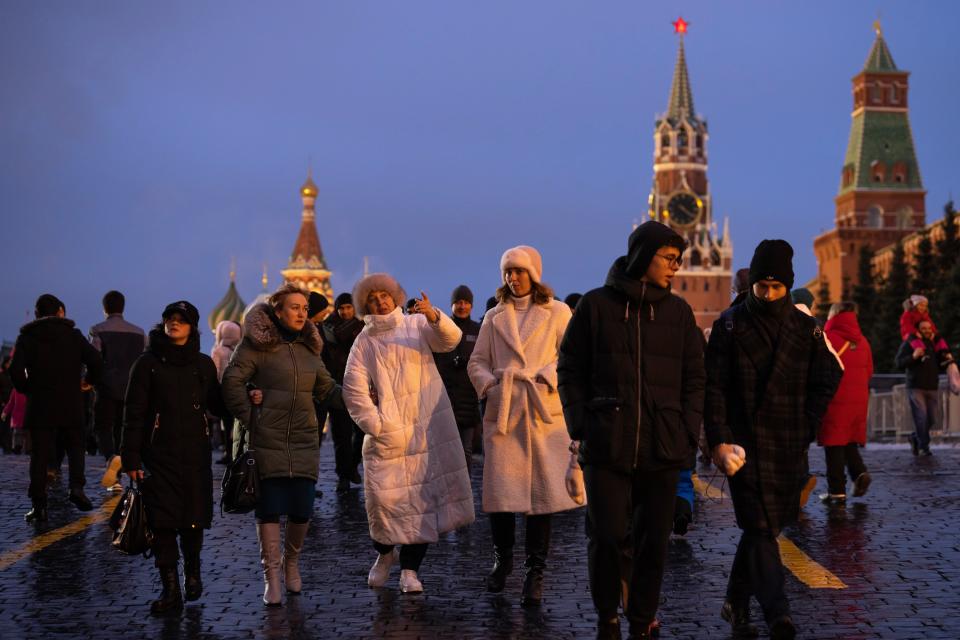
[1,445,959,639]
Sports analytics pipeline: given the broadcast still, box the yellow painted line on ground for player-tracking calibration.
[0,496,120,572]
[777,536,847,589]
[692,473,847,590]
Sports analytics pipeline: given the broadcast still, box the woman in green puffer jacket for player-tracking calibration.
[222,283,338,606]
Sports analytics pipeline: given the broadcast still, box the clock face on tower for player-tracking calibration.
[667,192,701,227]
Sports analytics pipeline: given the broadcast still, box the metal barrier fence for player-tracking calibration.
[866,375,960,443]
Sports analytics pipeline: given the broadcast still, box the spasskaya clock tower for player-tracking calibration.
[646,18,733,330]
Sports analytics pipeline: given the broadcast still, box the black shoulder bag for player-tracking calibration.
[220,384,261,515]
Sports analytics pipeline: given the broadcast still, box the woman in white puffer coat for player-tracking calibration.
[342,273,475,594]
[467,245,582,607]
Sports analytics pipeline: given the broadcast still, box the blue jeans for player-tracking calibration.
[908,388,939,451]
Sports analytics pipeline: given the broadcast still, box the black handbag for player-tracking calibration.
[221,402,261,515]
[110,481,154,557]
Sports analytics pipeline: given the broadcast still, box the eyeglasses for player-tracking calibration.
[654,253,683,268]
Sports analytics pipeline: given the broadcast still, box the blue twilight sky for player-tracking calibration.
[2,1,959,350]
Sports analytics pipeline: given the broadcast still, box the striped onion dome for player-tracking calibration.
[208,273,246,332]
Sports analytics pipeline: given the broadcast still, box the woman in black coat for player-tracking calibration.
[121,301,224,615]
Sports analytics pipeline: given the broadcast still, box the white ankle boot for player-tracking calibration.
[399,569,423,594]
[367,548,398,588]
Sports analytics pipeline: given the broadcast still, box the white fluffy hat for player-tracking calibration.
[500,245,543,284]
[352,273,407,318]
[910,294,928,307]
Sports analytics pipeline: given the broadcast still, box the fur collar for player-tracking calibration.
[20,316,76,334]
[242,303,323,355]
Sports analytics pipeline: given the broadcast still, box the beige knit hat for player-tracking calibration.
[500,245,543,284]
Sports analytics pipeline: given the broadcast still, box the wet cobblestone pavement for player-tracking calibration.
[1,444,958,639]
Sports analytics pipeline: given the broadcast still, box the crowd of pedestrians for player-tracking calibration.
[4,222,959,640]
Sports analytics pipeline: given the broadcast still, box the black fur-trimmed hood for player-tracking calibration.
[242,303,323,355]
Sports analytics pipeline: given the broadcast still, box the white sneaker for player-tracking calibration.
[106,483,124,494]
[367,549,398,588]
[101,455,122,488]
[399,569,423,594]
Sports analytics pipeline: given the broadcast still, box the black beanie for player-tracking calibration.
[335,292,353,309]
[749,240,795,289]
[308,292,329,317]
[625,221,686,277]
[451,285,473,305]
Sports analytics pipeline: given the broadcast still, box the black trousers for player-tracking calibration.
[726,529,789,623]
[824,443,867,495]
[584,466,679,628]
[29,426,85,505]
[373,540,428,571]
[153,527,204,568]
[94,395,124,460]
[330,408,363,479]
[489,512,552,565]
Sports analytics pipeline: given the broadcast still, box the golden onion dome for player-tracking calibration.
[300,175,318,198]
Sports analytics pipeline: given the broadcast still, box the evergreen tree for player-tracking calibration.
[815,278,831,321]
[911,229,936,296]
[874,242,910,373]
[937,258,960,353]
[852,245,877,337]
[935,200,959,278]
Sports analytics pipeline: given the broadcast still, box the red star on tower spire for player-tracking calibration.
[672,17,689,35]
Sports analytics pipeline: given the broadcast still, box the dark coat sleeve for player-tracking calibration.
[558,297,592,441]
[680,305,706,447]
[703,317,735,448]
[204,358,226,419]
[894,340,916,371]
[8,336,29,394]
[804,327,844,441]
[79,330,104,386]
[120,356,151,472]
[313,360,342,411]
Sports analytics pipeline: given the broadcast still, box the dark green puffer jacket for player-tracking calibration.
[222,304,337,481]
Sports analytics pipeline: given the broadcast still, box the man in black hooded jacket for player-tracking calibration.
[558,221,705,640]
[10,294,103,522]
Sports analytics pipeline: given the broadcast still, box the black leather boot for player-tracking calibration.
[183,556,202,601]
[25,503,48,523]
[720,600,759,638]
[485,546,513,593]
[151,566,183,615]
[521,515,550,607]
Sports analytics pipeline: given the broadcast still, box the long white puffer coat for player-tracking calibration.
[342,307,475,545]
[468,296,583,515]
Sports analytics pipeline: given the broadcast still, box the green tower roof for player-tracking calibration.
[208,276,246,332]
[667,38,695,121]
[864,30,897,72]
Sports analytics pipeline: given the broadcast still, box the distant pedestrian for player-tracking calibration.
[211,320,242,464]
[818,302,873,504]
[730,267,751,306]
[320,292,365,493]
[435,285,482,471]
[469,246,583,608]
[308,292,333,458]
[10,294,103,523]
[563,292,582,310]
[895,319,956,456]
[705,240,841,639]
[121,300,225,615]
[0,355,14,453]
[2,382,27,453]
[558,223,705,639]
[222,284,339,606]
[343,273,474,595]
[89,290,146,492]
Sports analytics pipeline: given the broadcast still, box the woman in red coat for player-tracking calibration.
[818,302,874,504]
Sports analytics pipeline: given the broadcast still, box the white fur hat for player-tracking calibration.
[500,245,543,284]
[352,273,407,319]
[910,294,928,307]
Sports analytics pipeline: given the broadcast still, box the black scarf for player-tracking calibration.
[148,326,200,366]
[269,312,301,343]
[744,292,793,354]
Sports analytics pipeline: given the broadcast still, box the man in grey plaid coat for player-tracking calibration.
[705,239,842,640]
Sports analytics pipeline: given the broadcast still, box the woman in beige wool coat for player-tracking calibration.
[342,273,475,595]
[467,245,583,607]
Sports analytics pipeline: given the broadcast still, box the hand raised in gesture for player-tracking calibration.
[412,291,439,323]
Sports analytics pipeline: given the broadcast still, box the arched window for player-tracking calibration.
[677,128,688,153]
[870,84,881,104]
[660,132,670,152]
[694,133,703,153]
[867,205,883,228]
[704,280,710,292]
[890,85,900,104]
[892,162,908,184]
[897,206,913,229]
[689,249,702,267]
[871,160,886,183]
[681,281,688,292]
